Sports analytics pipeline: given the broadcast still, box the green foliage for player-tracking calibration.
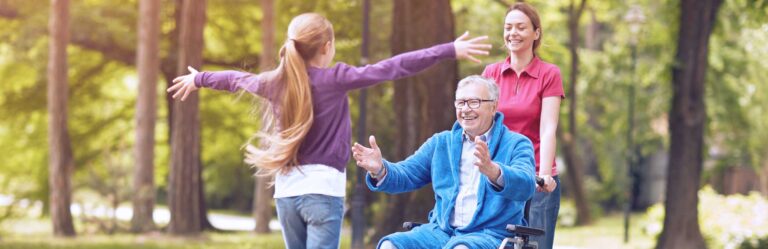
[0,0,376,215]
[198,89,256,211]
[705,0,768,174]
[1,0,767,242]
[643,187,768,249]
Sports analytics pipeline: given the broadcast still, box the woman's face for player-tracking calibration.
[503,10,539,54]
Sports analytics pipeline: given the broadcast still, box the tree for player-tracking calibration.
[559,0,592,225]
[131,0,160,233]
[656,0,722,248]
[351,1,371,247]
[168,0,207,235]
[47,0,76,237]
[370,0,458,243]
[252,0,274,234]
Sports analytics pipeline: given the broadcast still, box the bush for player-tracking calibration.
[557,198,577,227]
[740,237,768,249]
[642,186,768,249]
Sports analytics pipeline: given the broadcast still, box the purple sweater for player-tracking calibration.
[194,42,455,172]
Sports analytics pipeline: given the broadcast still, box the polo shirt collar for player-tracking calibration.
[501,56,542,79]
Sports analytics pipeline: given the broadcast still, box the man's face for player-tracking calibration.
[455,83,497,137]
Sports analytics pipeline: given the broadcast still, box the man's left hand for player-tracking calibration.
[473,137,501,180]
[352,135,384,178]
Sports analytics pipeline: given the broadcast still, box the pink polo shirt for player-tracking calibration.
[482,56,565,175]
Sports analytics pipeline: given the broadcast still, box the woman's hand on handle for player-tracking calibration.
[536,174,557,192]
[167,66,200,101]
[454,31,492,63]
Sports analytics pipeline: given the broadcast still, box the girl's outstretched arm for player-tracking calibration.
[168,66,270,101]
[330,32,491,91]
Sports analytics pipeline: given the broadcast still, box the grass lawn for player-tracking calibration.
[0,232,295,249]
[0,213,653,249]
[0,230,355,249]
[0,216,349,249]
[554,213,656,249]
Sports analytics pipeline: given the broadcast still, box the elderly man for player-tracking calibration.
[352,75,536,249]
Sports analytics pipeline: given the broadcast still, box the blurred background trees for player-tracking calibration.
[0,0,767,248]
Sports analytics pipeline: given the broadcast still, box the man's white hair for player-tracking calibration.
[457,75,499,100]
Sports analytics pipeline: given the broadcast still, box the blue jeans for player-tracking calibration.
[528,176,561,249]
[276,194,344,249]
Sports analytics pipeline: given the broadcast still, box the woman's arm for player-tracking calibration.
[538,96,561,192]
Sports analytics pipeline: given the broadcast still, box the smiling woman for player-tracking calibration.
[481,2,565,249]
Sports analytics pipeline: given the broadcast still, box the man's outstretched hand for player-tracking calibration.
[352,135,384,178]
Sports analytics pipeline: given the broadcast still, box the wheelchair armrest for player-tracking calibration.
[506,224,545,237]
[402,222,424,230]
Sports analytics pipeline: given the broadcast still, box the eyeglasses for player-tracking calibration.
[454,99,496,109]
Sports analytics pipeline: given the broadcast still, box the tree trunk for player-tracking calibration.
[655,0,722,248]
[761,151,768,195]
[351,0,371,248]
[47,0,76,237]
[164,0,184,145]
[559,0,591,225]
[168,0,207,235]
[370,0,457,244]
[253,176,273,233]
[198,174,215,230]
[131,0,160,233]
[584,8,600,51]
[252,0,274,234]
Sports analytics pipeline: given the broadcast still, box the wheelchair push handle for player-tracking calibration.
[535,176,545,187]
[506,224,545,236]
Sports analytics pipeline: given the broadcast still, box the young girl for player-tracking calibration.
[481,3,564,249]
[168,13,490,249]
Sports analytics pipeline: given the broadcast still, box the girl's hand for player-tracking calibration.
[167,66,200,101]
[454,31,492,63]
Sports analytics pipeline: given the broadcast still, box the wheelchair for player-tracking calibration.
[402,177,546,249]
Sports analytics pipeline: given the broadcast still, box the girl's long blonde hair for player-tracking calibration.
[244,13,334,176]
